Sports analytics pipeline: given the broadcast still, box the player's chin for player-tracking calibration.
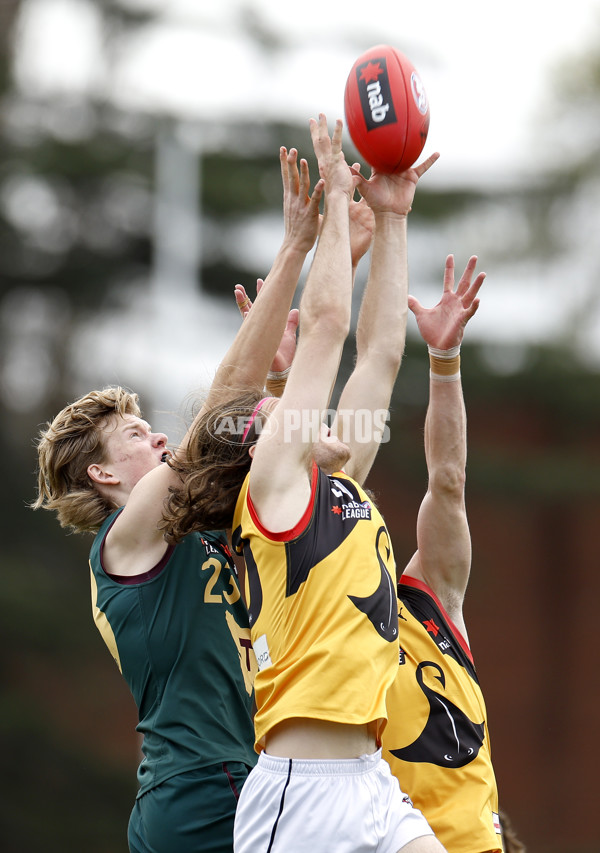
[313,439,352,475]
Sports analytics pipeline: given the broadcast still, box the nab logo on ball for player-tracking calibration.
[344,44,430,174]
[355,57,397,131]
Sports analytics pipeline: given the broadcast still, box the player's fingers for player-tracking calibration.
[235,285,252,317]
[286,308,300,330]
[463,298,481,321]
[287,148,300,194]
[456,255,478,296]
[298,158,311,197]
[413,151,440,178]
[310,114,330,152]
[442,254,455,292]
[279,146,288,188]
[463,271,486,305]
[331,117,344,152]
[310,178,325,207]
[350,167,365,188]
[407,294,423,315]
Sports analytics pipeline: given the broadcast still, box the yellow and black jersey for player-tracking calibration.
[382,575,502,853]
[232,465,399,752]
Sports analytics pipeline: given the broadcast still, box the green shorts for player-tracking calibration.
[128,762,253,853]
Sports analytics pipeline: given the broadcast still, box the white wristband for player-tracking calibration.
[427,345,461,359]
[267,366,292,381]
[430,370,461,383]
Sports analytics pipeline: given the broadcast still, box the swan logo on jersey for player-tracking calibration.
[330,478,372,520]
[389,661,485,768]
[348,526,398,643]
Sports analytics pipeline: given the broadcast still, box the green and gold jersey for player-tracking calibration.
[232,465,399,752]
[382,575,502,853]
[89,510,258,796]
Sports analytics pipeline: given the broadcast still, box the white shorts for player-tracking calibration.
[233,748,434,853]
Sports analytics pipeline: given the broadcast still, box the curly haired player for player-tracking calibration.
[163,115,443,853]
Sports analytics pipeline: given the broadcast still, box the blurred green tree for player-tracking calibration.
[3,2,600,850]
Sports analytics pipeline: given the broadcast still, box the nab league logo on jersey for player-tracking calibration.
[423,617,452,656]
[330,478,372,521]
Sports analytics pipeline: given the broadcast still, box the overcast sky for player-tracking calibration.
[13,0,600,181]
[8,0,600,416]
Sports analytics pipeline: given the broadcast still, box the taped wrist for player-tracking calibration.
[428,345,461,383]
[266,366,291,397]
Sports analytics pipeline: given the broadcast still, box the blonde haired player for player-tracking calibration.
[31,145,325,853]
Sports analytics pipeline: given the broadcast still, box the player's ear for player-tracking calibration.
[248,445,256,459]
[87,463,120,486]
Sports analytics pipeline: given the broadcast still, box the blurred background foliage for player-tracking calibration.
[2,1,600,850]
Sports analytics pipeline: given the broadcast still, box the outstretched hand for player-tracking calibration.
[408,254,485,350]
[308,114,356,199]
[235,281,299,372]
[281,146,324,254]
[349,194,375,268]
[351,151,440,217]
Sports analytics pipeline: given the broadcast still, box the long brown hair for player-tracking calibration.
[32,386,141,534]
[162,390,264,542]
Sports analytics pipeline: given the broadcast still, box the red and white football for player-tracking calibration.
[344,44,430,173]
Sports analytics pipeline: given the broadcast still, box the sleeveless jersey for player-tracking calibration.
[382,575,502,853]
[232,465,399,751]
[89,510,258,796]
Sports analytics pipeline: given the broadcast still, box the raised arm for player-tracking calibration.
[197,146,322,424]
[234,279,299,397]
[237,196,376,402]
[235,196,376,401]
[104,147,323,570]
[248,115,356,532]
[332,152,439,485]
[403,255,485,638]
